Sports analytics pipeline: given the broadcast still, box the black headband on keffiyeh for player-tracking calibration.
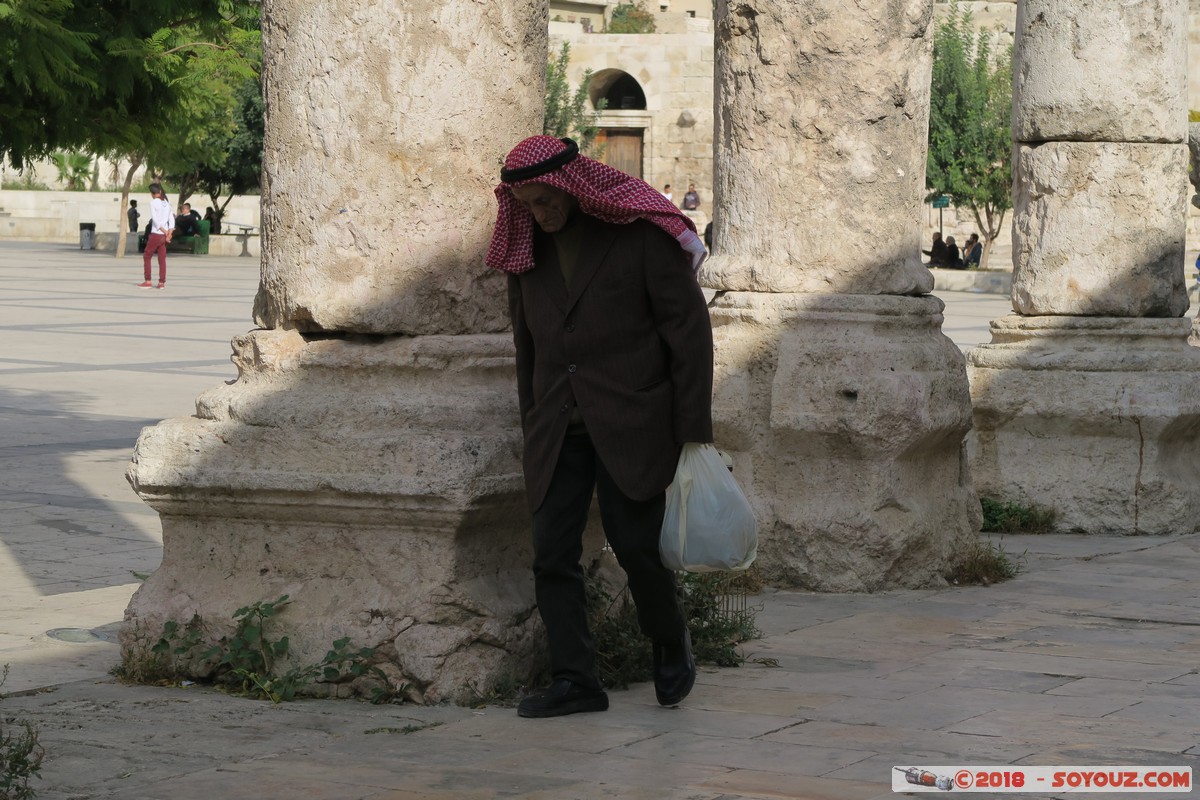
[486,135,706,275]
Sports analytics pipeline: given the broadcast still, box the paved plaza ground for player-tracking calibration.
[1,241,1199,799]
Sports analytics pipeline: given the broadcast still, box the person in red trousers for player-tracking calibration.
[139,183,174,289]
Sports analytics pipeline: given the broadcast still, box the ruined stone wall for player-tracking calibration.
[560,1,1200,265]
[553,28,715,221]
[934,0,1016,35]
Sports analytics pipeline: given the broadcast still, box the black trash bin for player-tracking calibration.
[79,222,96,250]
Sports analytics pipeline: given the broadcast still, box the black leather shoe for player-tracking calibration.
[653,629,696,707]
[517,679,609,718]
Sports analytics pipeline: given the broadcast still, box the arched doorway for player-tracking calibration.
[589,69,647,111]
[588,69,648,179]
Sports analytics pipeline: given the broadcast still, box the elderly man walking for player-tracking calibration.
[487,136,714,718]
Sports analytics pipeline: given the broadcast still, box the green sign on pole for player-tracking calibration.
[931,195,951,209]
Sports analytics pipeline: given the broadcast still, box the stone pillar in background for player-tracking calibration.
[1190,123,1200,210]
[705,0,979,591]
[968,0,1200,534]
[705,1,933,297]
[254,3,527,336]
[123,0,549,702]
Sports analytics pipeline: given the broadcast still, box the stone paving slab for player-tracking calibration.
[3,242,1200,798]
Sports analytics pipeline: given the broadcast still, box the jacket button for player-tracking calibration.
[568,364,577,373]
[560,404,569,413]
[565,322,575,332]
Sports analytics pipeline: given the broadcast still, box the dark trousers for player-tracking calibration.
[532,427,686,690]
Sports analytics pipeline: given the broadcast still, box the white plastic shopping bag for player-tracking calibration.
[659,443,758,572]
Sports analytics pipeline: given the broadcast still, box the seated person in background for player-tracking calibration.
[922,231,949,266]
[203,206,221,235]
[964,233,983,268]
[174,203,201,237]
[944,235,965,269]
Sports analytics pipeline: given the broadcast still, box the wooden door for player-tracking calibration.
[597,129,644,179]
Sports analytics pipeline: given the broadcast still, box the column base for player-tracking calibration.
[967,316,1200,535]
[710,292,979,592]
[123,329,546,702]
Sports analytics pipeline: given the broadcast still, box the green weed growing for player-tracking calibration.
[0,664,44,800]
[980,497,1056,534]
[589,571,760,689]
[121,596,400,704]
[948,538,1024,586]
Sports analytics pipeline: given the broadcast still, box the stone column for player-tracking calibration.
[705,0,979,591]
[968,0,1200,534]
[123,0,549,702]
[1190,123,1200,211]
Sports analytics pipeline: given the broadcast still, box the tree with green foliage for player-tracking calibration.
[50,151,91,190]
[195,76,263,228]
[608,2,656,34]
[121,5,260,254]
[0,1,260,255]
[154,10,261,204]
[926,4,1013,270]
[0,1,242,168]
[544,43,605,156]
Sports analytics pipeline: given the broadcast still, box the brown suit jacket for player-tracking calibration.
[508,215,714,512]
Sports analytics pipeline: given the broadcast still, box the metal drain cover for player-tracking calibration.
[45,628,110,644]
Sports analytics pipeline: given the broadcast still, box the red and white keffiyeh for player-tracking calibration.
[486,136,706,276]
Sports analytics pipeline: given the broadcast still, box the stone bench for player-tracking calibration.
[208,231,260,258]
[929,267,1011,295]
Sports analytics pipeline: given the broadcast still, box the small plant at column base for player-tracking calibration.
[679,572,762,668]
[0,664,45,800]
[201,596,292,691]
[587,571,761,690]
[946,537,1024,586]
[589,580,654,689]
[199,596,396,703]
[121,597,402,704]
[114,614,208,685]
[980,497,1057,534]
[459,670,536,709]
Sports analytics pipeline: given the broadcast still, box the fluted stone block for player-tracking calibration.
[710,292,979,592]
[1011,142,1189,317]
[123,330,552,702]
[704,0,934,296]
[968,316,1200,535]
[255,0,547,335]
[1013,0,1188,143]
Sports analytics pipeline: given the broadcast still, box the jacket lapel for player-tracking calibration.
[528,230,569,314]
[566,217,616,313]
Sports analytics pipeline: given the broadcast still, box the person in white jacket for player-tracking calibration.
[139,183,174,289]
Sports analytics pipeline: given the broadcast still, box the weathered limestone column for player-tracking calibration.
[705,0,979,591]
[968,0,1200,534]
[1190,123,1200,211]
[123,0,549,702]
